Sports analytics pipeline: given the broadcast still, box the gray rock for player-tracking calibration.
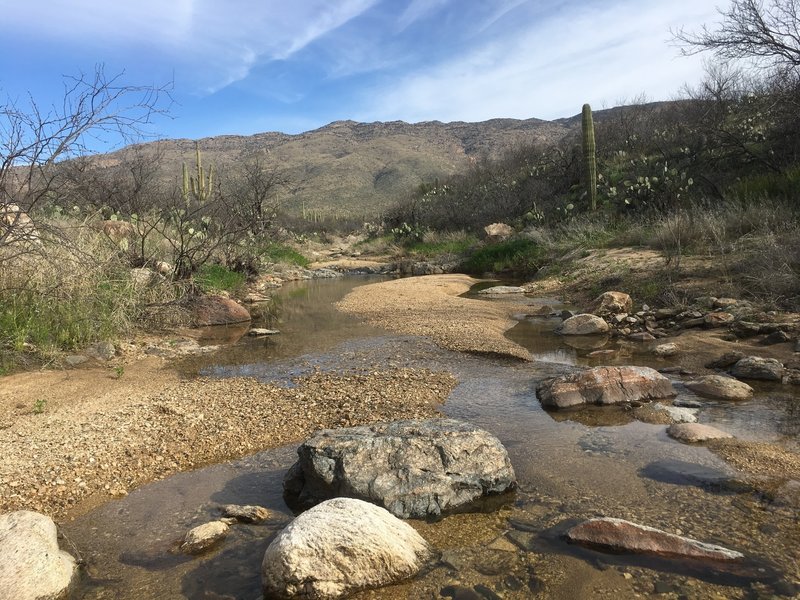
[667,423,733,443]
[65,355,88,366]
[730,356,785,381]
[566,517,744,561]
[628,332,655,341]
[673,398,703,408]
[477,285,525,295]
[537,366,676,409]
[732,321,763,338]
[247,328,280,337]
[761,330,792,345]
[180,520,229,554]
[284,419,516,518]
[0,511,77,600]
[705,351,746,369]
[714,298,739,309]
[654,403,698,423]
[653,343,679,357]
[558,313,610,335]
[220,504,271,523]
[262,497,431,600]
[704,312,735,328]
[86,341,116,361]
[685,375,754,401]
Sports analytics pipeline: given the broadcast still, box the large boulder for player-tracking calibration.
[730,356,784,381]
[685,375,754,401]
[537,366,676,409]
[592,291,632,315]
[262,497,431,600]
[283,419,516,518]
[483,222,514,241]
[558,314,610,335]
[566,517,744,562]
[190,295,251,327]
[0,511,77,600]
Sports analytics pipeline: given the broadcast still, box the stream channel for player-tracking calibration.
[63,276,800,599]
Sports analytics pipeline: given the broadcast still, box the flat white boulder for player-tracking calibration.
[685,375,753,401]
[0,511,77,600]
[262,497,432,600]
[667,423,733,443]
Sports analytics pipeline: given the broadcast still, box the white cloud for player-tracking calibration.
[357,0,724,122]
[0,0,379,94]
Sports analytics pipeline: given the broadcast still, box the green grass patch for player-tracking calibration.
[195,264,246,293]
[461,239,547,275]
[260,243,310,267]
[405,236,478,259]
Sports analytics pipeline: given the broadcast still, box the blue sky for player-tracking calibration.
[0,0,725,149]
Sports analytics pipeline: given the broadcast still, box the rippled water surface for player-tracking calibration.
[63,277,800,600]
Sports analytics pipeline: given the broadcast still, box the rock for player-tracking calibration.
[673,398,703,408]
[705,351,745,369]
[654,308,680,320]
[262,497,431,600]
[190,295,251,327]
[566,517,744,562]
[560,309,576,320]
[694,296,717,310]
[130,267,161,288]
[627,332,655,341]
[283,419,516,518]
[667,423,733,443]
[86,341,116,361]
[484,222,514,241]
[653,343,678,357]
[247,328,280,337]
[685,375,754,401]
[65,355,88,367]
[558,314,610,335]
[653,403,698,423]
[180,520,229,554]
[0,510,77,600]
[704,312,735,328]
[730,356,784,381]
[243,291,272,303]
[593,291,633,315]
[220,504,271,523]
[732,321,763,338]
[714,298,739,309]
[536,366,676,409]
[477,285,526,295]
[762,330,792,345]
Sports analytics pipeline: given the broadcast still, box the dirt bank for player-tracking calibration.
[0,359,455,520]
[337,274,532,361]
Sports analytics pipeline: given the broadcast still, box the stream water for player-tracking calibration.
[62,277,800,600]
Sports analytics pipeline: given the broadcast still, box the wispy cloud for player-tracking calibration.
[0,0,380,94]
[396,0,451,32]
[357,0,722,122]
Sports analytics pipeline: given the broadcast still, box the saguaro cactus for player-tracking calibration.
[182,142,214,205]
[582,103,597,211]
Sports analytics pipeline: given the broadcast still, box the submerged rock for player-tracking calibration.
[536,366,676,409]
[0,510,77,600]
[685,375,754,401]
[262,497,431,600]
[180,520,229,554]
[283,419,516,518]
[220,504,271,523]
[477,285,526,295]
[558,314,610,335]
[653,342,679,357]
[667,423,733,443]
[566,517,744,562]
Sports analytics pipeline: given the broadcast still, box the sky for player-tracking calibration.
[0,0,728,150]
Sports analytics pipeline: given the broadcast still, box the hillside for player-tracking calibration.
[96,117,573,218]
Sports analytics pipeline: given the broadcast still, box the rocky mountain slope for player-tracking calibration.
[99,117,574,218]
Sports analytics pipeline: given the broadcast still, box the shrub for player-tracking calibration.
[195,264,246,293]
[461,239,546,274]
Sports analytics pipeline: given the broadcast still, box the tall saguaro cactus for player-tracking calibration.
[581,103,597,211]
[182,142,214,205]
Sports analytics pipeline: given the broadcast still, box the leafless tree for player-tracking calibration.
[229,151,290,236]
[0,65,171,253]
[674,0,800,70]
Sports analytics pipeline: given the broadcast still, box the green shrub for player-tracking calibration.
[405,231,478,259]
[195,264,246,293]
[461,239,546,274]
[260,243,309,267]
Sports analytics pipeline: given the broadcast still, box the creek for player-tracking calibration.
[62,277,800,599]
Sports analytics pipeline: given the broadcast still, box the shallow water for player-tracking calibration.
[63,277,800,600]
